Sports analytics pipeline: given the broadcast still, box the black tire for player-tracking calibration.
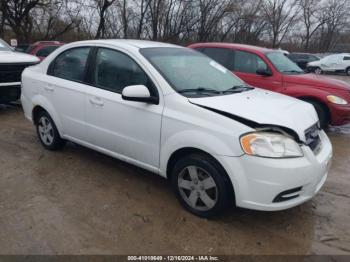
[314,67,323,75]
[35,110,66,151]
[346,67,350,76]
[170,153,232,218]
[307,101,329,129]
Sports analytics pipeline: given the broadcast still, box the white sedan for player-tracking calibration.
[21,40,332,217]
[307,53,350,75]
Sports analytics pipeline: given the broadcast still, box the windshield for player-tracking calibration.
[266,52,304,74]
[0,39,13,51]
[140,47,250,97]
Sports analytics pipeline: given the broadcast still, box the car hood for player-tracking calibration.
[0,51,40,64]
[283,73,350,91]
[307,60,320,66]
[189,88,318,142]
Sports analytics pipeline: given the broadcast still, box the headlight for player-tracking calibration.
[327,95,348,105]
[240,132,303,158]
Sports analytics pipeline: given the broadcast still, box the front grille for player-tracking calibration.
[0,85,21,103]
[305,123,321,153]
[0,63,36,83]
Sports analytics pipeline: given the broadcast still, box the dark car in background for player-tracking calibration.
[26,41,64,61]
[287,53,320,70]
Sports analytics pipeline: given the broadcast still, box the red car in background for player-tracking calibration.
[189,43,350,128]
[26,41,64,61]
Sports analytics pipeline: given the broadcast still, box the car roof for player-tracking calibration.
[189,42,273,53]
[72,39,180,49]
[325,53,350,57]
[289,52,315,55]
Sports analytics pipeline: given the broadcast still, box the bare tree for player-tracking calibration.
[0,0,349,52]
[94,0,116,39]
[317,0,350,51]
[0,6,5,38]
[262,0,300,48]
[31,0,83,41]
[0,0,50,42]
[298,0,326,51]
[196,0,229,41]
[221,0,267,44]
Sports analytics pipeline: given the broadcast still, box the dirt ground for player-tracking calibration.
[0,75,350,255]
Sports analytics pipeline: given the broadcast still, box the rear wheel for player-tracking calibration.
[35,111,66,150]
[314,67,323,75]
[171,153,231,218]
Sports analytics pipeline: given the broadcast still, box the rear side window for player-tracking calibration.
[234,50,268,74]
[93,48,153,94]
[26,45,36,53]
[49,47,91,82]
[308,55,319,61]
[201,47,234,70]
[36,46,60,57]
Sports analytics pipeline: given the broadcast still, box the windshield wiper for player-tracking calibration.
[178,87,221,95]
[223,85,254,94]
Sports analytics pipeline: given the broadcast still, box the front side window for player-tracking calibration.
[37,46,60,57]
[266,52,304,74]
[343,56,350,61]
[49,47,91,82]
[93,48,153,93]
[140,47,249,97]
[234,50,268,74]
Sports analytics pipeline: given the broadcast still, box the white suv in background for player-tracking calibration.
[307,53,350,75]
[21,40,332,217]
[0,39,39,103]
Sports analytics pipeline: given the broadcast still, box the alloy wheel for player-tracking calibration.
[178,165,218,211]
[38,116,55,146]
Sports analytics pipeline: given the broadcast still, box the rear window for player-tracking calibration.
[36,46,60,57]
[201,48,234,70]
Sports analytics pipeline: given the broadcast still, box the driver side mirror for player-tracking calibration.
[256,68,272,77]
[122,85,159,104]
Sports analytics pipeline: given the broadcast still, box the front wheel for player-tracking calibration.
[171,154,231,218]
[307,101,329,129]
[36,111,66,151]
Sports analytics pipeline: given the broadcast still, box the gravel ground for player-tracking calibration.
[0,75,349,255]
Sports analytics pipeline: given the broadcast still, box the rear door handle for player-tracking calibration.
[89,97,104,107]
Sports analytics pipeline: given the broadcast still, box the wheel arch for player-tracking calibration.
[31,96,63,136]
[346,66,350,75]
[298,96,331,124]
[166,147,236,204]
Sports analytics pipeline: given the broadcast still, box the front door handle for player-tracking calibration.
[89,97,104,107]
[44,84,54,92]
